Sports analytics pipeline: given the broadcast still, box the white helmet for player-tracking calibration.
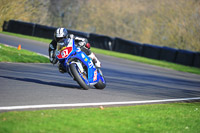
[54,28,68,42]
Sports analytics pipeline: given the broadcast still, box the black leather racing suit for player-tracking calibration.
[48,36,91,64]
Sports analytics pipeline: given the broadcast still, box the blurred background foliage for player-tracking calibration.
[0,0,200,51]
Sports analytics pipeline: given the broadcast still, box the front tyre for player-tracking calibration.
[70,63,90,90]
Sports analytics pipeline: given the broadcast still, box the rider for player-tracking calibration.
[48,27,101,73]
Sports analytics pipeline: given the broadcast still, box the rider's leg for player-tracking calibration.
[80,46,101,68]
[88,53,101,68]
[58,61,66,73]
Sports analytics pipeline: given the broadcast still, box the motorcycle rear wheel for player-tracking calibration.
[94,69,106,90]
[94,79,106,89]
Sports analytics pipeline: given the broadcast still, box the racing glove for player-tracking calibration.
[49,50,58,64]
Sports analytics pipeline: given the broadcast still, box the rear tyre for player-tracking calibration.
[94,78,106,89]
[94,69,106,90]
[70,63,89,90]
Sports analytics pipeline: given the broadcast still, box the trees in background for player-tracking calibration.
[0,0,199,51]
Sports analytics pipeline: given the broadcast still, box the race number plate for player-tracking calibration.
[57,47,72,59]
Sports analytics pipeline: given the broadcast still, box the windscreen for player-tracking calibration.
[57,38,70,51]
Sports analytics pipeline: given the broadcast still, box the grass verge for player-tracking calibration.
[91,47,200,74]
[0,44,49,63]
[1,31,200,75]
[0,102,200,132]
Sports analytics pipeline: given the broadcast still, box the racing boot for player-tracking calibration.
[88,53,101,68]
[58,62,67,73]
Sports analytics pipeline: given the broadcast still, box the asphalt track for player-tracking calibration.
[0,33,200,111]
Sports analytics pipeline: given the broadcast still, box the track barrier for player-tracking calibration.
[141,44,162,59]
[2,20,200,68]
[175,50,195,66]
[89,33,114,50]
[160,47,177,62]
[113,37,143,56]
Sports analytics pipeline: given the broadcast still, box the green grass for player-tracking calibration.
[0,102,200,133]
[91,47,200,74]
[1,31,200,75]
[0,31,200,132]
[0,44,49,63]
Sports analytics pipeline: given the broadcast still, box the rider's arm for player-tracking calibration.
[74,36,90,49]
[48,40,57,53]
[48,40,58,64]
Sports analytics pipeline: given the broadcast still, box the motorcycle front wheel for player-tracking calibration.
[69,63,90,90]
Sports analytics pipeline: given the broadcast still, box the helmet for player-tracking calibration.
[54,28,68,42]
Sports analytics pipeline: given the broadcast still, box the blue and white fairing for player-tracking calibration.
[56,38,105,86]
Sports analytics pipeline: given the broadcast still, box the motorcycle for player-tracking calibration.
[55,36,106,90]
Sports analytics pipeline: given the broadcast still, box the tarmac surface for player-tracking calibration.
[0,33,200,110]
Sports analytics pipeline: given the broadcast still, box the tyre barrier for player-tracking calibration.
[2,21,9,31]
[193,52,200,68]
[7,20,35,36]
[4,20,90,40]
[68,29,90,39]
[160,47,177,62]
[33,24,56,39]
[2,20,200,68]
[113,37,143,56]
[175,50,195,66]
[89,33,114,50]
[141,44,162,60]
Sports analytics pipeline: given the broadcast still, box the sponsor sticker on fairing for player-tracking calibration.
[89,60,93,68]
[81,53,85,58]
[93,70,97,81]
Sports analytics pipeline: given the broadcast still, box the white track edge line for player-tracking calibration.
[0,97,200,111]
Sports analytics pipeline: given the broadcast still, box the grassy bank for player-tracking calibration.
[1,31,200,75]
[0,44,49,63]
[91,47,200,74]
[0,102,200,132]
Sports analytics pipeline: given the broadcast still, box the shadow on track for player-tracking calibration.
[102,67,200,98]
[0,75,82,90]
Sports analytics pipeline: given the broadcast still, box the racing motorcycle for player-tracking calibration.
[55,36,106,90]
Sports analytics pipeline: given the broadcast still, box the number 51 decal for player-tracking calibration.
[61,49,68,57]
